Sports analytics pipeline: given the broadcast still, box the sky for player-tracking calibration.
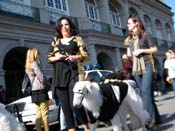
[163,0,175,25]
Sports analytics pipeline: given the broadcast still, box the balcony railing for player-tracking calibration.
[167,41,174,48]
[0,0,174,47]
[168,41,175,48]
[151,37,175,49]
[47,9,64,24]
[157,39,168,48]
[110,25,127,37]
[47,10,79,29]
[91,20,111,34]
[0,0,40,22]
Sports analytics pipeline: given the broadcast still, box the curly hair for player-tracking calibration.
[55,16,78,38]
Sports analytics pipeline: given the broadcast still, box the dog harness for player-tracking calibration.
[88,82,128,122]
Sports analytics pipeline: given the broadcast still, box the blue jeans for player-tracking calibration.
[60,107,77,130]
[54,99,77,130]
[134,62,155,121]
[172,79,175,93]
[60,107,67,130]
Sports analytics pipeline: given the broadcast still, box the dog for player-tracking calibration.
[0,103,26,131]
[73,80,150,131]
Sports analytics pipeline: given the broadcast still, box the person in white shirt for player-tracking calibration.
[164,49,175,96]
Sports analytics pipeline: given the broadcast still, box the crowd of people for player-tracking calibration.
[1,15,174,131]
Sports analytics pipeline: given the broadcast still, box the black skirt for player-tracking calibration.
[31,89,49,103]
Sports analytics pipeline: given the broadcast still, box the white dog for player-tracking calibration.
[73,80,150,131]
[0,103,26,131]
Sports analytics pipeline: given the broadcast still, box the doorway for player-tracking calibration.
[3,47,28,103]
[97,52,114,70]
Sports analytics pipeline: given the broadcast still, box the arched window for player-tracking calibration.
[144,15,152,35]
[155,19,162,40]
[45,0,68,12]
[85,0,99,20]
[109,3,121,27]
[155,19,164,46]
[165,23,172,42]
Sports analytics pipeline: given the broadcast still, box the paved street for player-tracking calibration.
[96,91,175,131]
[39,91,175,131]
[149,91,175,131]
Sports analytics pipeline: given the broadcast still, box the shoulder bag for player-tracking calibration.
[22,73,33,95]
[43,76,51,90]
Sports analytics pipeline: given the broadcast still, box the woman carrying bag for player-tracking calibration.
[25,48,50,131]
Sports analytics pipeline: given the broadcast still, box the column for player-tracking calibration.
[115,48,122,70]
[88,44,97,64]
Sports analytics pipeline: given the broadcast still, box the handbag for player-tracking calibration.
[43,76,51,90]
[22,73,32,95]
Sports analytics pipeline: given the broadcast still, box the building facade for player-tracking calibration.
[0,0,174,101]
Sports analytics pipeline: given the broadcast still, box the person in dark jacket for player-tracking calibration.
[25,48,49,131]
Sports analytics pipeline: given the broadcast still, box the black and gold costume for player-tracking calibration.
[47,35,89,129]
[48,35,89,88]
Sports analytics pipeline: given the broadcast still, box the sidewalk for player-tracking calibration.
[96,91,175,131]
[150,91,175,131]
[136,91,175,131]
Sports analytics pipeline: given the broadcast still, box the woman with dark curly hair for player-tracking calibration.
[47,16,90,131]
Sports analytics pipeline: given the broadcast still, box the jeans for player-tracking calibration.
[60,107,67,130]
[172,79,175,94]
[35,101,49,131]
[60,107,77,130]
[134,62,155,121]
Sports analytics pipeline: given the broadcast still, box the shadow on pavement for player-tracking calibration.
[153,113,175,131]
[155,96,175,102]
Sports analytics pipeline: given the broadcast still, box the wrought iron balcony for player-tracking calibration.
[90,20,111,34]
[167,41,175,48]
[167,41,174,48]
[87,19,126,37]
[152,37,175,49]
[47,9,64,24]
[110,25,127,37]
[0,0,40,22]
[0,0,172,43]
[157,39,168,48]
[47,10,79,29]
